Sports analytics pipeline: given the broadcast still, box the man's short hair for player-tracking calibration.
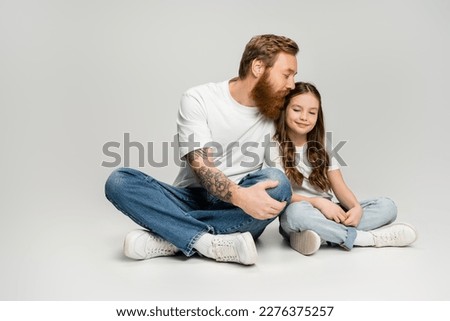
[238,34,299,79]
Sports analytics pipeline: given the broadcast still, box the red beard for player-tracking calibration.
[251,71,288,120]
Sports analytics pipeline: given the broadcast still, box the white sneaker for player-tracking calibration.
[210,232,257,265]
[370,223,417,247]
[289,230,321,256]
[123,229,179,260]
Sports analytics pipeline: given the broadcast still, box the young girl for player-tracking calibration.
[266,82,417,255]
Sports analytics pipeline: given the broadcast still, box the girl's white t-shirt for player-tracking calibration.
[264,142,340,199]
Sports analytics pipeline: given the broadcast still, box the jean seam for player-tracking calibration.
[341,226,357,250]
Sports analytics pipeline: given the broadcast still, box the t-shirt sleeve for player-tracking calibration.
[327,152,341,171]
[177,92,213,159]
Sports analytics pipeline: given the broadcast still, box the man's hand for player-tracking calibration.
[310,197,346,223]
[187,148,286,220]
[232,180,287,220]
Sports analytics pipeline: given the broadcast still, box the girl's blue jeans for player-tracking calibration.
[279,197,397,250]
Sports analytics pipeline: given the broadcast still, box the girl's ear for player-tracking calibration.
[251,59,265,78]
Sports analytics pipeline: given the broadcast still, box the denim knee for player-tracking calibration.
[377,197,398,223]
[283,201,314,230]
[258,168,292,202]
[104,167,138,203]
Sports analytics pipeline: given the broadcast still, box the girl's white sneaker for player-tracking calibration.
[289,230,321,256]
[370,223,417,247]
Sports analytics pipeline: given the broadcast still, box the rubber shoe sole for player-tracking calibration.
[289,230,321,256]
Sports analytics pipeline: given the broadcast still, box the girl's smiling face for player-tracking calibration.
[285,92,320,145]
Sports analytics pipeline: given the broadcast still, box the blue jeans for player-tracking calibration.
[105,167,292,256]
[279,197,397,250]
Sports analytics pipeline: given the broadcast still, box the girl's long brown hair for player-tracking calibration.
[274,82,331,192]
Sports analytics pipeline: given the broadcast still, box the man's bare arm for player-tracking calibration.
[186,148,287,220]
[186,148,237,203]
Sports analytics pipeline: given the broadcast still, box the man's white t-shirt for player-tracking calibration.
[173,80,275,188]
[264,142,340,199]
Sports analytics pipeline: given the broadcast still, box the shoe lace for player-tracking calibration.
[146,235,176,255]
[373,228,403,246]
[212,238,238,262]
[377,231,399,242]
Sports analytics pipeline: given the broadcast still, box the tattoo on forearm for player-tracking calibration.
[197,167,233,202]
[187,148,233,202]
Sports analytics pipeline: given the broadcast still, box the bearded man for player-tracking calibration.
[105,34,299,265]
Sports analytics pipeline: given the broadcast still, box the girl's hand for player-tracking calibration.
[342,205,363,227]
[310,197,346,223]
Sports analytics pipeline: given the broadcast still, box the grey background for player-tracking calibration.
[1,0,449,300]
